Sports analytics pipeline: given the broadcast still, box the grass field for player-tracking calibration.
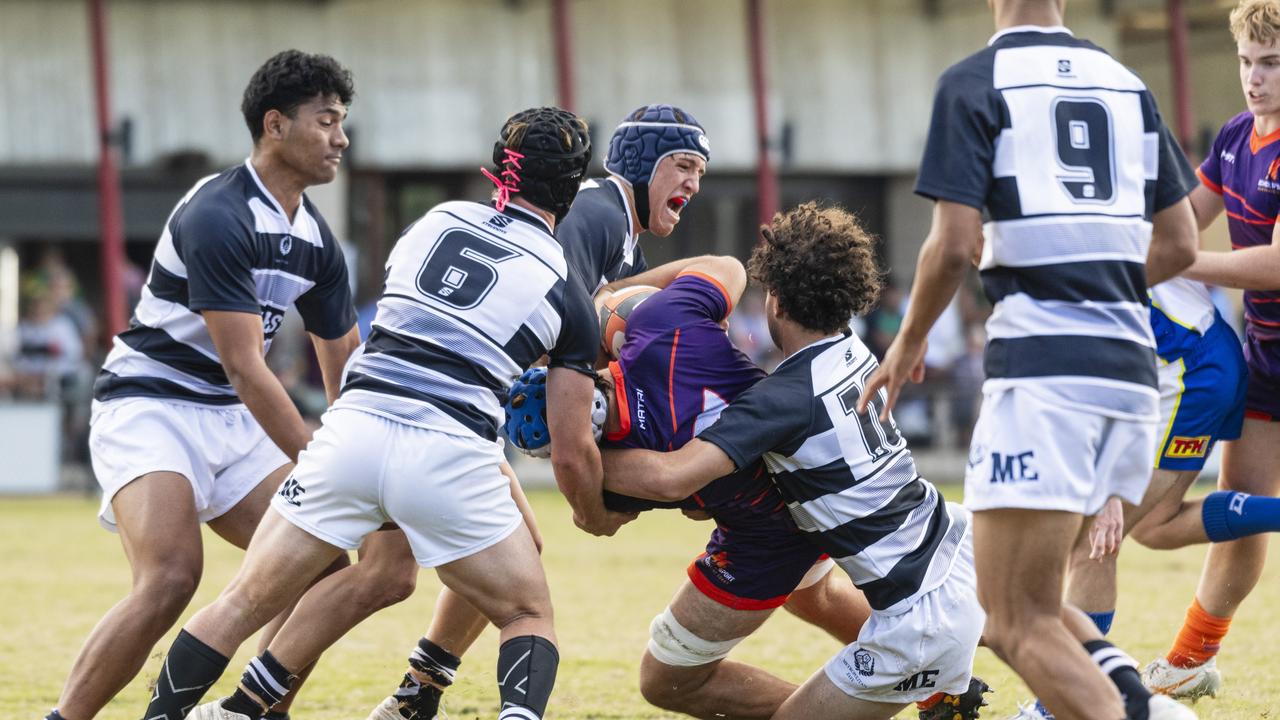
[3,488,1279,719]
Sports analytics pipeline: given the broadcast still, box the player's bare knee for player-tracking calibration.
[134,560,202,612]
[638,652,711,710]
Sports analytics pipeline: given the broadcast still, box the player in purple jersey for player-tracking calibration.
[1141,0,1280,700]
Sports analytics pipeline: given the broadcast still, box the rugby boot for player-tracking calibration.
[1142,657,1221,701]
[918,676,992,719]
[188,699,253,720]
[1147,694,1199,719]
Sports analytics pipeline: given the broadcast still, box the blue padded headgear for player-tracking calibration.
[605,104,709,230]
[503,367,608,458]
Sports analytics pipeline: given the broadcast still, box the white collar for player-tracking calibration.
[989,24,1072,46]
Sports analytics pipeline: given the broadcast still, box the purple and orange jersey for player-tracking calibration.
[601,272,825,609]
[1199,111,1280,417]
[1200,112,1280,339]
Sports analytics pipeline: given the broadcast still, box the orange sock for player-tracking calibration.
[1166,598,1232,668]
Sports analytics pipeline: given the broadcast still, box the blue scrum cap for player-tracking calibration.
[605,104,709,230]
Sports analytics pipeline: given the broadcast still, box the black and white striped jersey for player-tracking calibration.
[699,332,967,614]
[94,160,355,406]
[333,201,598,441]
[559,177,647,294]
[916,26,1197,420]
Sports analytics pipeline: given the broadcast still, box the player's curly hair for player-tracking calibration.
[748,202,884,335]
[1231,0,1280,44]
[241,50,355,143]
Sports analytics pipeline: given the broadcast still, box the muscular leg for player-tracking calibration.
[639,580,796,720]
[54,472,205,720]
[142,509,347,719]
[974,508,1125,720]
[781,570,867,644]
[434,523,559,719]
[1190,420,1280,618]
[771,667,906,720]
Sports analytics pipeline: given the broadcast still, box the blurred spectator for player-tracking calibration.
[865,281,904,360]
[14,273,88,399]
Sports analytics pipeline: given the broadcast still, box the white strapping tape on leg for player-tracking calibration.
[646,606,745,667]
[794,557,836,591]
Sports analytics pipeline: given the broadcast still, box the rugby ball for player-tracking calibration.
[597,285,659,360]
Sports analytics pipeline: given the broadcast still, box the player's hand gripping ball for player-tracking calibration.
[596,285,659,360]
[504,367,609,458]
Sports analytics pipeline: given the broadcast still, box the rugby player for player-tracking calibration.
[864,1,1200,718]
[136,106,609,720]
[360,104,718,720]
[601,202,985,720]
[44,50,361,720]
[1139,0,1280,699]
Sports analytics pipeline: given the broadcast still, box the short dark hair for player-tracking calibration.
[748,202,884,335]
[241,50,355,143]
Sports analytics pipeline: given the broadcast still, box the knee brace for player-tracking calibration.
[646,606,745,667]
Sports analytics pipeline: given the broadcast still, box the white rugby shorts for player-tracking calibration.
[964,386,1156,515]
[823,530,983,703]
[89,397,289,531]
[272,407,523,567]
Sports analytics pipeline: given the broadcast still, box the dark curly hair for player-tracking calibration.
[748,202,884,335]
[241,50,355,143]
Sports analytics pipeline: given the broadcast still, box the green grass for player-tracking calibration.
[3,489,1279,719]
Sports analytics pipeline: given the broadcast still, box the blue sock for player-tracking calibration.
[1087,610,1115,636]
[1202,491,1280,542]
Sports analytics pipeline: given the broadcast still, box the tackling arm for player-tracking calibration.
[546,366,634,536]
[600,439,736,503]
[1184,207,1280,290]
[601,255,718,294]
[205,310,313,462]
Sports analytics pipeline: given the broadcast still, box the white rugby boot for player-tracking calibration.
[1147,694,1199,719]
[1143,657,1222,700]
[365,696,406,720]
[188,699,252,720]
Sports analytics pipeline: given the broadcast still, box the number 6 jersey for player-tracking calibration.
[333,201,598,441]
[915,25,1198,421]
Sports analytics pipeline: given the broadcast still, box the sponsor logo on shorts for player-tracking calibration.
[989,451,1038,483]
[894,669,939,692]
[1165,435,1209,458]
[853,649,875,677]
[700,551,736,584]
[278,476,306,507]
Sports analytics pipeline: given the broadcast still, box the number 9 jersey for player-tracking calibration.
[332,201,598,442]
[915,25,1198,422]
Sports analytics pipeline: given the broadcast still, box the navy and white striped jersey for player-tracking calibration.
[560,177,647,294]
[94,160,355,406]
[699,332,967,614]
[916,26,1197,420]
[333,201,598,441]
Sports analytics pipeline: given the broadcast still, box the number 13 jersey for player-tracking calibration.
[333,201,598,441]
[915,25,1197,421]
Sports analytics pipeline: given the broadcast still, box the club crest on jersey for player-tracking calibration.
[1165,435,1210,459]
[853,649,875,677]
[279,235,293,255]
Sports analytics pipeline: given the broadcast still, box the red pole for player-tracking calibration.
[552,0,576,112]
[89,0,127,343]
[746,0,779,228]
[1167,0,1195,152]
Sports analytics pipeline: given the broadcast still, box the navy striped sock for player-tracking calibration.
[222,651,296,719]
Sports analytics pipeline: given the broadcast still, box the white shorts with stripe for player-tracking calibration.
[272,407,523,567]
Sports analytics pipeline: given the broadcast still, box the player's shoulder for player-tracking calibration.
[562,179,628,240]
[170,167,254,242]
[1216,111,1256,144]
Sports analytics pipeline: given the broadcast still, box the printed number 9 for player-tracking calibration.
[1053,98,1115,204]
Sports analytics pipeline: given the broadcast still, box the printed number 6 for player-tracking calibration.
[417,230,519,309]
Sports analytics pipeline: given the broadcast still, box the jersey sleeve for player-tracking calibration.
[1197,124,1227,195]
[295,221,357,340]
[547,267,599,377]
[914,61,1001,209]
[179,204,260,314]
[630,273,733,335]
[697,371,810,470]
[1149,99,1199,211]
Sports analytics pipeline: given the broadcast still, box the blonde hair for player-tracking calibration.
[1231,0,1280,45]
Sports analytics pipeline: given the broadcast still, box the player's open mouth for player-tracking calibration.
[667,196,688,215]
